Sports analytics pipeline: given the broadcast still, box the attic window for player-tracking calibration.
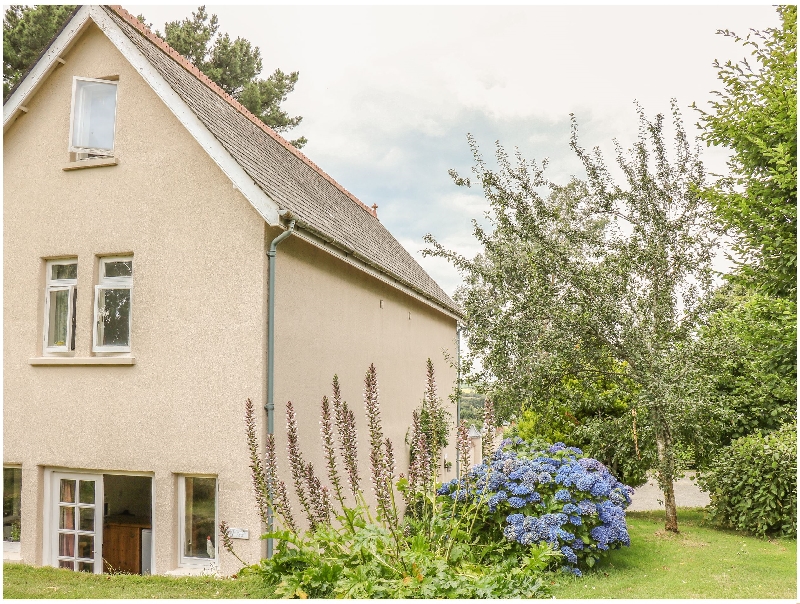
[69,77,118,158]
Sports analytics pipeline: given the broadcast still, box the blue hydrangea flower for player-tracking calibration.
[508,496,526,509]
[555,489,572,502]
[560,545,578,564]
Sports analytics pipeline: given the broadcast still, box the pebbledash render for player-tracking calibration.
[3,5,460,577]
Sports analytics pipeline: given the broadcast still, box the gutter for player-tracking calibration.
[265,210,295,558]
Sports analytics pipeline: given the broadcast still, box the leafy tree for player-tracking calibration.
[154,6,306,148]
[425,102,718,532]
[2,5,306,148]
[687,285,796,466]
[3,5,75,98]
[695,5,797,300]
[507,357,654,487]
[458,387,485,427]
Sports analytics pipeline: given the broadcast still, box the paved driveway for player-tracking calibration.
[627,472,710,511]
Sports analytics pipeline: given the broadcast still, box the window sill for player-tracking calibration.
[62,156,118,171]
[29,356,135,366]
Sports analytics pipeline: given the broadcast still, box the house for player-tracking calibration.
[3,5,460,577]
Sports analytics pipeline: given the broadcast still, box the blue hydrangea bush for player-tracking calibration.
[437,438,634,575]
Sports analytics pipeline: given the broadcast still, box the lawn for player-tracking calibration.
[550,508,797,599]
[2,563,275,599]
[4,509,796,599]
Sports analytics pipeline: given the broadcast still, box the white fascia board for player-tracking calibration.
[3,7,92,132]
[88,7,280,226]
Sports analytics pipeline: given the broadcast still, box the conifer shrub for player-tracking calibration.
[698,423,797,537]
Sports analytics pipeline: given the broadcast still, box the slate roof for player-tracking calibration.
[102,6,460,317]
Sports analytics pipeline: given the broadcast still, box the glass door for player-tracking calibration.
[51,473,103,573]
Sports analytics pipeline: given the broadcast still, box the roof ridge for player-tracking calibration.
[106,5,379,220]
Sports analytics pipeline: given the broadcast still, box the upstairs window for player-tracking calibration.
[93,257,132,352]
[44,260,77,353]
[69,77,118,157]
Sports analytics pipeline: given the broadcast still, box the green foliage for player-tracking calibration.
[688,286,796,463]
[3,5,75,98]
[506,358,652,486]
[698,423,797,537]
[250,518,552,599]
[156,6,306,148]
[695,6,797,300]
[457,386,484,427]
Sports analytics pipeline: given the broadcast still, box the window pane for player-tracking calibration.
[60,506,75,531]
[60,480,76,504]
[52,263,77,281]
[77,534,93,559]
[72,80,117,151]
[184,477,216,559]
[59,533,75,557]
[96,287,131,347]
[3,468,21,542]
[77,561,94,573]
[79,481,95,505]
[47,289,69,347]
[104,260,132,278]
[79,508,94,532]
[59,559,74,570]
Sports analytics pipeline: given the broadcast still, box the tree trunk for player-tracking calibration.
[655,426,679,533]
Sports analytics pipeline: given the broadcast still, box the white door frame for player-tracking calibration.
[48,471,104,573]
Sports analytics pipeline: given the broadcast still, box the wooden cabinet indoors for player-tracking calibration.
[103,516,149,575]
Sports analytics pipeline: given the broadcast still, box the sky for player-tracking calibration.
[126,3,781,298]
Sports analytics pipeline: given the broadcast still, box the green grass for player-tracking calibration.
[2,563,276,599]
[550,508,797,599]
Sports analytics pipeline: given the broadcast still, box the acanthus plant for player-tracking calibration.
[228,363,555,599]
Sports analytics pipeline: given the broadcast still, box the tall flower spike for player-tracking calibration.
[364,364,392,520]
[286,400,315,527]
[333,376,360,496]
[274,480,298,534]
[244,398,270,526]
[320,395,346,510]
[457,420,471,479]
[304,462,330,527]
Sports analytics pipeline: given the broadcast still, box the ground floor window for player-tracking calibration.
[3,468,22,544]
[178,476,217,565]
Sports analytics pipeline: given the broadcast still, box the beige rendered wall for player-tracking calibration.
[4,21,459,576]
[3,23,268,576]
[271,234,459,518]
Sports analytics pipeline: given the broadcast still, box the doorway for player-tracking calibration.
[102,474,153,574]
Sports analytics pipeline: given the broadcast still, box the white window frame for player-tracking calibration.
[43,259,77,354]
[93,256,133,353]
[177,475,218,568]
[68,76,119,157]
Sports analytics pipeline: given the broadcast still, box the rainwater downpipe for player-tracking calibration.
[265,212,295,559]
[455,324,464,477]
